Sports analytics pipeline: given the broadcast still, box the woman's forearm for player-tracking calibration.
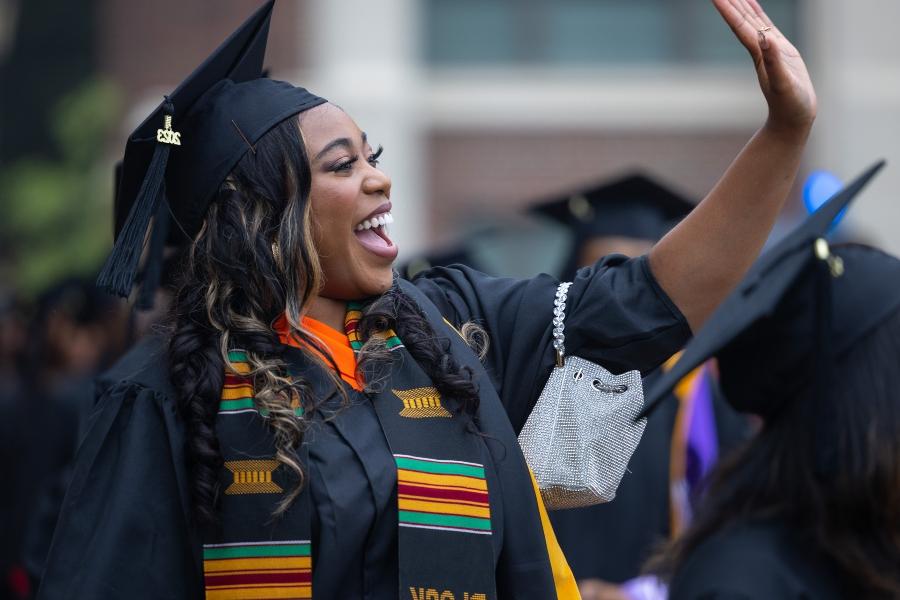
[649,0,817,331]
[649,122,811,331]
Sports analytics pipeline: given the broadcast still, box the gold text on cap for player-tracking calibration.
[157,115,182,146]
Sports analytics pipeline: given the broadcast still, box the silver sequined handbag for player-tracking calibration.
[518,282,648,510]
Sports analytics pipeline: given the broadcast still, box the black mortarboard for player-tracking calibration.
[530,173,696,243]
[637,161,892,430]
[97,0,326,299]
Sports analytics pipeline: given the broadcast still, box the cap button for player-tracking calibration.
[814,237,845,278]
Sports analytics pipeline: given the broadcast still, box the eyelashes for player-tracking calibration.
[368,145,384,167]
[331,145,384,173]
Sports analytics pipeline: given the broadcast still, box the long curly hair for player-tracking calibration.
[648,307,900,598]
[169,115,335,525]
[168,112,484,527]
[355,284,482,425]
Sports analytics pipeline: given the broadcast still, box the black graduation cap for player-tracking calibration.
[97,0,326,299]
[530,173,696,243]
[637,160,892,427]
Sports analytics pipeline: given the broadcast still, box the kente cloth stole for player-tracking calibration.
[204,350,312,600]
[203,306,496,600]
[345,302,497,600]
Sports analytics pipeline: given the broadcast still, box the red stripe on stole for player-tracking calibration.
[224,374,251,386]
[204,571,311,587]
[398,483,489,505]
[398,482,487,496]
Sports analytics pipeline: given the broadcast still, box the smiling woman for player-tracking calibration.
[301,104,398,307]
[38,0,819,599]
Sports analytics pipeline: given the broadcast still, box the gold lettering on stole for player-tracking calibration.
[411,588,485,600]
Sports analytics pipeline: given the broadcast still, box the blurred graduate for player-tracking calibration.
[643,163,900,599]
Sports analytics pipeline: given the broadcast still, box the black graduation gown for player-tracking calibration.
[38,254,690,599]
[668,520,846,600]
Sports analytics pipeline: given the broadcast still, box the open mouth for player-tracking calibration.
[353,205,398,260]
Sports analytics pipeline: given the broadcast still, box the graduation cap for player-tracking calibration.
[530,173,696,244]
[637,161,896,469]
[530,173,695,278]
[97,0,326,299]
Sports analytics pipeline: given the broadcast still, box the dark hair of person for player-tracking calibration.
[356,285,481,425]
[168,115,325,526]
[168,111,482,527]
[23,278,121,383]
[648,307,900,598]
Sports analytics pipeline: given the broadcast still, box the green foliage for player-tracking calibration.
[0,79,120,297]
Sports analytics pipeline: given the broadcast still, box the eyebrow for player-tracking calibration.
[314,132,368,161]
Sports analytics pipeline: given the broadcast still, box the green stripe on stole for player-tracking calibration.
[203,542,312,560]
[398,511,493,531]
[394,455,486,478]
[227,350,248,362]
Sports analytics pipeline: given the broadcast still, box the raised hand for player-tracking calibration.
[712,0,817,134]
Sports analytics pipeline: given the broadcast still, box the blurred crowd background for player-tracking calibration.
[0,1,898,598]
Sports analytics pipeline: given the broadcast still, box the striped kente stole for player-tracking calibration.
[203,350,312,600]
[204,307,496,599]
[395,455,491,535]
[345,305,497,600]
[203,541,311,599]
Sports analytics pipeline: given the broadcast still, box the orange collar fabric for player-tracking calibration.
[273,313,363,391]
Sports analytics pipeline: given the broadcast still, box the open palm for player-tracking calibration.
[713,0,817,132]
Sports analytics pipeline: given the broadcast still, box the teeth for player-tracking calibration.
[355,212,393,232]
